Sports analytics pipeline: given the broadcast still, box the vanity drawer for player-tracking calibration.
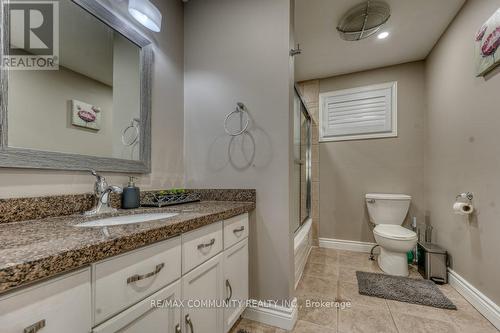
[182,221,223,273]
[93,237,181,325]
[0,268,91,333]
[224,213,249,249]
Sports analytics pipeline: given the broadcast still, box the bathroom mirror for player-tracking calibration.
[0,0,152,173]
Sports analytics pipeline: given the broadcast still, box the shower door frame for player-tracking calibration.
[294,85,313,230]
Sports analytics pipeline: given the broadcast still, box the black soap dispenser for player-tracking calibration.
[122,176,140,209]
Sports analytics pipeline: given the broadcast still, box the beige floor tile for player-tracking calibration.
[230,318,280,333]
[296,275,337,299]
[366,259,382,272]
[408,265,424,279]
[338,281,387,308]
[291,320,336,333]
[438,284,466,301]
[310,247,338,258]
[444,298,499,333]
[308,254,338,266]
[452,321,499,333]
[297,297,337,329]
[308,248,339,265]
[338,266,360,281]
[338,305,397,333]
[392,312,459,333]
[338,261,381,280]
[303,261,338,279]
[338,251,372,269]
[387,299,456,322]
[292,248,498,333]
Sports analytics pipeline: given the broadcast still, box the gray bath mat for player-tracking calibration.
[356,271,457,310]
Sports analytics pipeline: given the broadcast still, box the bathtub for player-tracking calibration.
[294,218,313,288]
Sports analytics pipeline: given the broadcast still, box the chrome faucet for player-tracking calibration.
[84,169,123,216]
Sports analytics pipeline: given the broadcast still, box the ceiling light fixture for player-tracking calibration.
[337,1,391,41]
[377,31,390,39]
[128,0,162,32]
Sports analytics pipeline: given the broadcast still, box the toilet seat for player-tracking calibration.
[373,225,417,240]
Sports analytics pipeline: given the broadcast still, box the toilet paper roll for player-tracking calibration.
[453,202,474,215]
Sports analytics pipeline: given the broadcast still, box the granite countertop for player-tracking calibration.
[0,200,255,294]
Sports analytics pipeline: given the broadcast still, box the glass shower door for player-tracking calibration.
[292,88,312,232]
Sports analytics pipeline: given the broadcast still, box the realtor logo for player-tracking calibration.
[3,1,59,70]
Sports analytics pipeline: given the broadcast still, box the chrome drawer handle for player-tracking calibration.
[197,238,215,250]
[24,320,45,333]
[233,226,245,233]
[225,279,233,303]
[127,263,165,284]
[185,314,194,333]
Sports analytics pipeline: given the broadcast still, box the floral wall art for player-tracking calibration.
[475,8,500,76]
[71,99,102,131]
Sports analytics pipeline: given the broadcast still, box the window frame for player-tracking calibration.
[319,81,398,142]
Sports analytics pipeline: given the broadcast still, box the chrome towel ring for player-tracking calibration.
[224,102,249,136]
[121,118,140,146]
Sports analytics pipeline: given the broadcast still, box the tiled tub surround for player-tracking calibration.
[0,194,255,294]
[0,189,256,224]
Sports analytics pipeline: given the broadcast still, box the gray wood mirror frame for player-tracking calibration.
[0,0,152,173]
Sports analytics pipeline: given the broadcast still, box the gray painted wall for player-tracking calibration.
[0,0,184,197]
[8,66,114,157]
[184,0,295,301]
[425,0,500,304]
[319,62,426,242]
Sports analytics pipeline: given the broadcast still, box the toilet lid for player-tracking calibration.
[374,225,417,240]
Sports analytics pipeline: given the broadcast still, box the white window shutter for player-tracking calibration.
[319,82,397,142]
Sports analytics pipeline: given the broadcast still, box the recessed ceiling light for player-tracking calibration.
[377,31,390,39]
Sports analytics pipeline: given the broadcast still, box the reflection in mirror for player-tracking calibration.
[7,0,141,161]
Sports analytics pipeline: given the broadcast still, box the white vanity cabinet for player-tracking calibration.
[223,238,249,332]
[182,253,225,333]
[0,213,250,333]
[0,268,91,333]
[182,221,223,274]
[92,236,182,325]
[223,214,248,249]
[92,280,182,333]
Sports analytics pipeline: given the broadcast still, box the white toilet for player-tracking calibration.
[365,193,417,276]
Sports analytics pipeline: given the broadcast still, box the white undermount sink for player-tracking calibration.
[75,213,179,227]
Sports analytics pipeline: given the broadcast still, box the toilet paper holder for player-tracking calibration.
[456,192,474,202]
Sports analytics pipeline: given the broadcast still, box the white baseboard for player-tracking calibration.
[319,238,376,253]
[243,298,297,330]
[448,269,500,330]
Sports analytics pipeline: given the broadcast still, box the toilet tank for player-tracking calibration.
[365,193,411,225]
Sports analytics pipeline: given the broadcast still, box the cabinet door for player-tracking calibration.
[0,268,91,333]
[182,253,224,333]
[93,280,181,333]
[223,239,249,333]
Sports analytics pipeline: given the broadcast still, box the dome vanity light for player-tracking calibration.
[128,0,162,32]
[366,193,417,276]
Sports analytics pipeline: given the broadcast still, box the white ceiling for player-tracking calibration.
[294,0,466,81]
